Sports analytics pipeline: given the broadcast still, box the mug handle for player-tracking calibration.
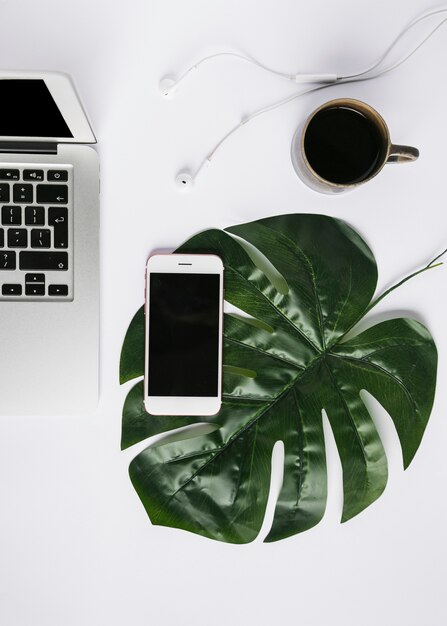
[387,144,419,164]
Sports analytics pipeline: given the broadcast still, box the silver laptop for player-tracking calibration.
[0,71,99,415]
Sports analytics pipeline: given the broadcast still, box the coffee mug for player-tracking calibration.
[291,98,419,194]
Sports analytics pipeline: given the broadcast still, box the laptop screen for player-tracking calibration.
[0,79,73,138]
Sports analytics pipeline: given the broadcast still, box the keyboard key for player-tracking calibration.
[31,229,51,248]
[8,229,27,248]
[36,184,68,204]
[25,206,45,226]
[0,184,10,203]
[25,273,45,283]
[0,252,16,269]
[25,284,45,296]
[2,284,22,295]
[13,184,33,203]
[19,251,68,271]
[0,229,3,248]
[23,169,44,181]
[2,206,21,225]
[47,170,68,182]
[48,207,68,248]
[0,169,19,181]
[49,284,68,296]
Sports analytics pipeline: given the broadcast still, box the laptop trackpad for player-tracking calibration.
[0,300,98,414]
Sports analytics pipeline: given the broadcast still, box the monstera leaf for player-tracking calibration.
[120,214,440,543]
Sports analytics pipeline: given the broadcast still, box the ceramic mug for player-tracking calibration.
[291,98,419,194]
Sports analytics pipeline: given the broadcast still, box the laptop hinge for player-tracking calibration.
[0,141,57,154]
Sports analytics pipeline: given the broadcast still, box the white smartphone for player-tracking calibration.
[144,253,224,416]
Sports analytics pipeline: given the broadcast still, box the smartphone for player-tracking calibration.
[144,253,224,416]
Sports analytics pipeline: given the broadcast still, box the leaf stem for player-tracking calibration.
[364,248,447,316]
[331,247,447,347]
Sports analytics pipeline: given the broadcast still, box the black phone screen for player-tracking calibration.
[148,273,220,397]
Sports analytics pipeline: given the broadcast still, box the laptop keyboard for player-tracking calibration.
[0,164,73,301]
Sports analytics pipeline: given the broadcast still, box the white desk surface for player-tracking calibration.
[1,1,446,625]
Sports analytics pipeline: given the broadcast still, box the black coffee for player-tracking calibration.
[303,106,384,185]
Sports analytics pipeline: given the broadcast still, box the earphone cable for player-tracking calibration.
[170,7,447,183]
[340,7,447,79]
[201,8,447,167]
[172,52,295,91]
[169,7,447,90]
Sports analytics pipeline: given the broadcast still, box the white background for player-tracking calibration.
[0,1,446,624]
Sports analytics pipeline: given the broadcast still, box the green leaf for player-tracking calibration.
[120,307,145,384]
[120,214,438,543]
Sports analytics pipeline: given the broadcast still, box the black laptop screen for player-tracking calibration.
[0,79,73,138]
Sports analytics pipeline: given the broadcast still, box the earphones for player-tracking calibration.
[159,53,339,98]
[160,7,447,189]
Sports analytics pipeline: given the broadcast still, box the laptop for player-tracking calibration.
[0,71,99,415]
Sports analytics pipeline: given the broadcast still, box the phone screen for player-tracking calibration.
[148,273,221,397]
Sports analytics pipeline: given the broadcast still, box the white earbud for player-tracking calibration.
[174,160,211,191]
[175,172,194,189]
[159,76,177,97]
